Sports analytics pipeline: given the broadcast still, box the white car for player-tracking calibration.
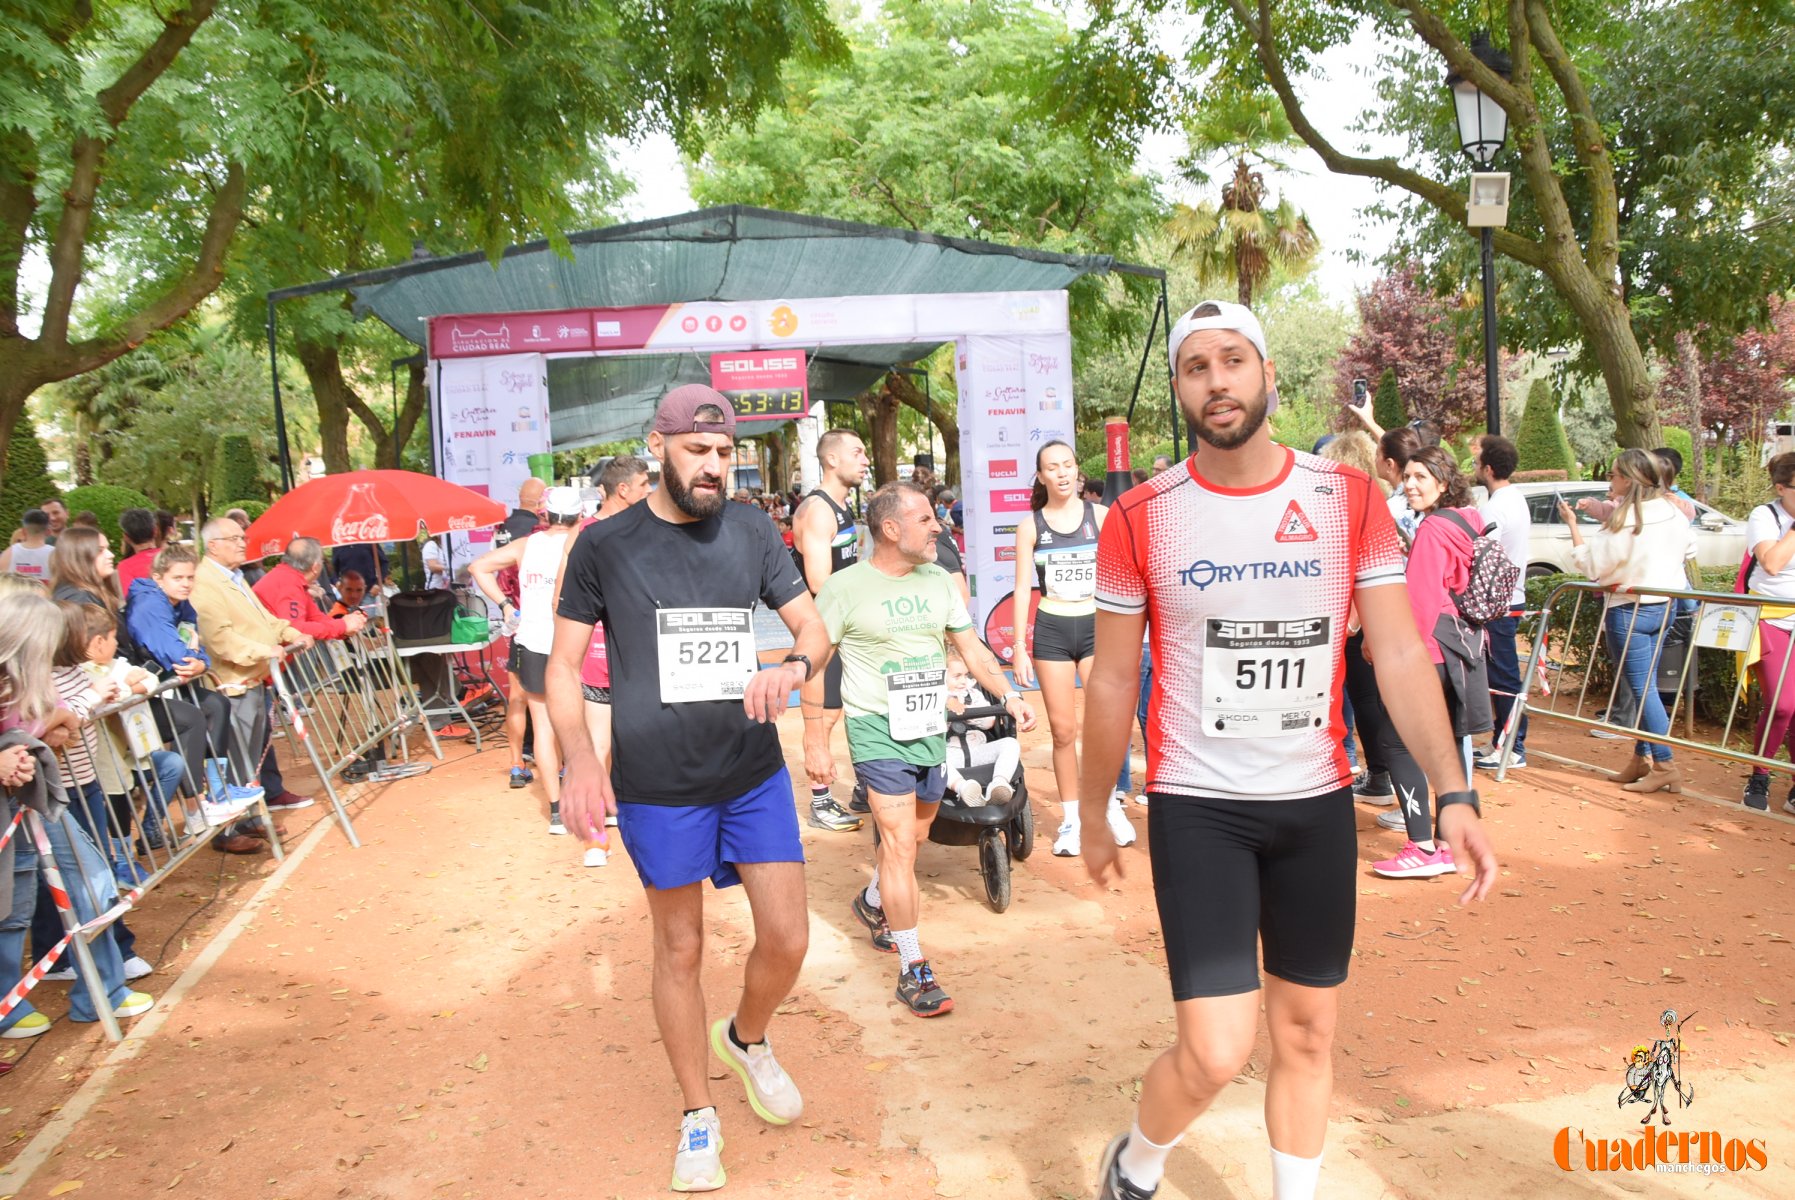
[1509,482,1745,578]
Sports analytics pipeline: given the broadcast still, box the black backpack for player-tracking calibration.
[1430,509,1522,627]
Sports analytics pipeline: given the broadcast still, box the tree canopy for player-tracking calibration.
[1056,0,1795,448]
[1,0,846,470]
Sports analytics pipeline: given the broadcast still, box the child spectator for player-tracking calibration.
[0,590,154,1035]
[943,650,1021,807]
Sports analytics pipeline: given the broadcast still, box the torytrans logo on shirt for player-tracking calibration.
[1177,558,1323,591]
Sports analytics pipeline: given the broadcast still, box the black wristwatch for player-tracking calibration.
[1435,789,1481,832]
[781,653,813,681]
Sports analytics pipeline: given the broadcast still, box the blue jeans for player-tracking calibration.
[39,783,137,961]
[0,813,130,1027]
[133,749,184,838]
[1485,614,1529,756]
[1115,645,1154,792]
[1605,604,1672,762]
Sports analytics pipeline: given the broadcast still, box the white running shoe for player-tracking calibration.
[1376,807,1407,831]
[710,1016,803,1124]
[123,955,154,981]
[671,1107,725,1192]
[1133,793,1149,807]
[1105,798,1136,847]
[583,846,608,868]
[1052,821,1080,857]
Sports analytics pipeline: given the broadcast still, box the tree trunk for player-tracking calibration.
[857,383,901,486]
[887,371,960,488]
[1676,332,1705,499]
[72,415,94,486]
[1549,264,1662,448]
[295,337,356,474]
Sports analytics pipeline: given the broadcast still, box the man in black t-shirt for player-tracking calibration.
[548,384,834,1194]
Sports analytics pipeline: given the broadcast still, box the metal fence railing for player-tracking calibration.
[267,623,439,849]
[1492,580,1795,799]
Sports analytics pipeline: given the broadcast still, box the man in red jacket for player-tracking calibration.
[252,537,371,809]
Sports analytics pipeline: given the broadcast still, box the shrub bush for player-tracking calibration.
[0,418,58,539]
[60,484,156,551]
[1514,378,1577,476]
[1372,367,1404,433]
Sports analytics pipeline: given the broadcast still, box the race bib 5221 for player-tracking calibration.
[656,608,756,704]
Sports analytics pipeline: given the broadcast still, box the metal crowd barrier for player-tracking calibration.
[267,622,440,849]
[1494,580,1795,796]
[1,676,280,1043]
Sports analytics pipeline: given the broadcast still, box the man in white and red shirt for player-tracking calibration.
[1078,300,1499,1200]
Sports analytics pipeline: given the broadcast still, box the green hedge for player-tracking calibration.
[61,484,155,551]
[1372,367,1404,433]
[212,434,264,505]
[1514,378,1576,476]
[0,418,58,540]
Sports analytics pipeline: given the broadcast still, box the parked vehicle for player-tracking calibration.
[1511,482,1745,578]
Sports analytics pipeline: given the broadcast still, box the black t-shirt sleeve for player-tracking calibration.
[934,529,963,575]
[756,510,808,610]
[557,525,606,625]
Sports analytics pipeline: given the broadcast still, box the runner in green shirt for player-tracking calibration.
[807,482,1035,1017]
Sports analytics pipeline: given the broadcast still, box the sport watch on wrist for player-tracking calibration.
[781,653,813,680]
[1434,789,1481,830]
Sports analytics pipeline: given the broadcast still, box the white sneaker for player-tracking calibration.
[710,1016,803,1124]
[41,967,76,982]
[547,803,567,835]
[123,956,154,981]
[955,778,984,805]
[1376,807,1407,831]
[671,1107,725,1192]
[1105,798,1136,847]
[197,795,252,828]
[987,779,1014,806]
[583,846,608,868]
[1783,797,1795,818]
[114,991,155,1019]
[1134,793,1149,807]
[1052,822,1080,857]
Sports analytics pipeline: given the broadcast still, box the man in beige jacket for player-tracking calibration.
[190,517,314,803]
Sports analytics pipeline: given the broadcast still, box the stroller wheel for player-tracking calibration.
[978,828,1011,913]
[1007,790,1035,862]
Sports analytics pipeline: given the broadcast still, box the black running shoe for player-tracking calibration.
[1744,773,1771,811]
[1353,771,1394,804]
[1095,1132,1158,1199]
[808,795,862,832]
[896,959,953,1017]
[851,889,896,953]
[848,781,870,813]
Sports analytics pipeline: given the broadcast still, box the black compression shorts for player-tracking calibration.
[1146,787,1357,999]
[1031,609,1096,663]
[516,647,549,695]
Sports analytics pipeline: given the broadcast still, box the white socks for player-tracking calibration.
[1270,1147,1322,1200]
[891,927,923,965]
[865,868,881,910]
[1117,1122,1180,1191]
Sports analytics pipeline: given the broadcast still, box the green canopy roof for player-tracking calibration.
[274,206,1153,449]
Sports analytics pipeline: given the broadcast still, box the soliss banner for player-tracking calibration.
[954,333,1077,659]
[433,354,552,575]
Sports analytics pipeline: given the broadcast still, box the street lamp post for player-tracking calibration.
[1446,31,1512,437]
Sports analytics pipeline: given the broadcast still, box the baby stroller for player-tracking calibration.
[927,701,1032,912]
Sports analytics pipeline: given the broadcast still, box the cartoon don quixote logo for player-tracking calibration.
[1619,1008,1696,1126]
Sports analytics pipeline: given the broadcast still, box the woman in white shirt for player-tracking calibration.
[1559,449,1697,795]
[1740,452,1795,814]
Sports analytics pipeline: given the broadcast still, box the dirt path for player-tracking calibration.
[0,707,1789,1198]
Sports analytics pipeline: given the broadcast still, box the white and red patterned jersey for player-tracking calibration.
[1096,447,1405,801]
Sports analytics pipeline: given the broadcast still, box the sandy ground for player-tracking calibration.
[0,700,1789,1199]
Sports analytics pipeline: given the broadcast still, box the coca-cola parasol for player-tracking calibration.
[242,470,510,558]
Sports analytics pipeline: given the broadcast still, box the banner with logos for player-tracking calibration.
[954,334,1077,660]
[427,292,1071,359]
[433,354,551,574]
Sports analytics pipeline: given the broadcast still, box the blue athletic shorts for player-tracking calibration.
[852,758,947,805]
[614,766,804,891]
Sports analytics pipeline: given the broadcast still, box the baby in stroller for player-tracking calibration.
[944,650,1021,807]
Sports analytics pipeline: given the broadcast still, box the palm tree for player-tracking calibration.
[54,346,168,485]
[1167,94,1320,308]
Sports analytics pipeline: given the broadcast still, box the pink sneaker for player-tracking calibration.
[1372,841,1455,879]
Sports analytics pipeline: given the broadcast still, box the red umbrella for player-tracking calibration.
[243,469,510,558]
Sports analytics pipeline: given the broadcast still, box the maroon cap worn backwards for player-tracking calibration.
[653,384,736,437]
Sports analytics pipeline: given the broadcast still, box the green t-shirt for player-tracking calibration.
[816,560,974,767]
